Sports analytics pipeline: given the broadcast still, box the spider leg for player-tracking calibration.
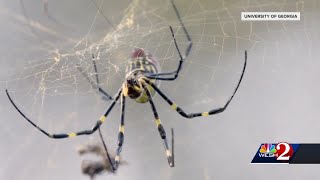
[77,54,113,100]
[143,84,174,167]
[111,93,126,171]
[171,127,175,167]
[98,127,115,173]
[5,88,122,139]
[143,50,247,118]
[92,54,114,100]
[146,0,192,81]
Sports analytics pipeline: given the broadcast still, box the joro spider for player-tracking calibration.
[6,0,247,171]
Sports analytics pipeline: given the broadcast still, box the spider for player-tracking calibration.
[5,0,247,171]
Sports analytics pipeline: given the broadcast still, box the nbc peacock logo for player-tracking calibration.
[259,144,277,157]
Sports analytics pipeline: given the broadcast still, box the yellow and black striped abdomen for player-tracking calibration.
[126,57,158,75]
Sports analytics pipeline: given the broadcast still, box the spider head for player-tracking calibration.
[123,71,143,98]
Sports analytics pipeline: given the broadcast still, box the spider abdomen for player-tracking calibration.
[126,48,160,75]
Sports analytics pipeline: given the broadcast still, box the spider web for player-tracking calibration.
[1,0,318,179]
[2,0,250,124]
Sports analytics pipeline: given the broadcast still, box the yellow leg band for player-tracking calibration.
[202,112,209,116]
[119,125,125,133]
[155,118,161,126]
[171,103,177,110]
[100,115,106,123]
[115,155,120,162]
[68,133,77,137]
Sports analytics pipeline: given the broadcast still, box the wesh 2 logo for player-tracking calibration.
[252,142,295,163]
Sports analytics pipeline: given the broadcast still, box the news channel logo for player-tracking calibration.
[251,142,300,164]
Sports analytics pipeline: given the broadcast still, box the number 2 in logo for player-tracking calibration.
[276,142,294,160]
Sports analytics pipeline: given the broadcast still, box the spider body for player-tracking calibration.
[123,48,159,103]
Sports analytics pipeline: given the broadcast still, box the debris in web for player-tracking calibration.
[77,142,128,179]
